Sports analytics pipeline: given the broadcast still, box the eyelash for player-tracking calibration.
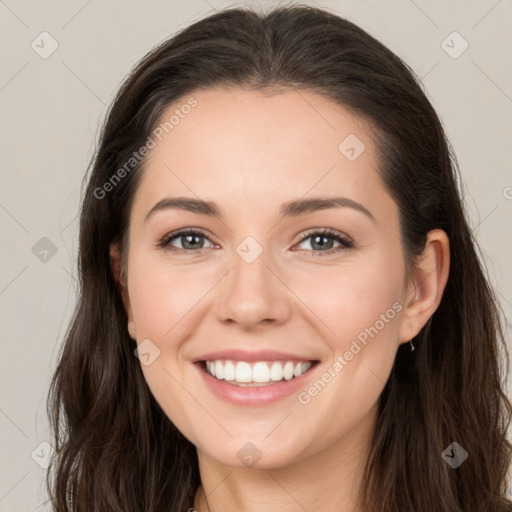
[157,228,354,257]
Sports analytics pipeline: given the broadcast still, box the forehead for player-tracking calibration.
[131,86,396,226]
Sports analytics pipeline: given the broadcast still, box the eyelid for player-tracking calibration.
[297,227,353,245]
[158,227,218,249]
[292,228,354,256]
[158,227,354,254]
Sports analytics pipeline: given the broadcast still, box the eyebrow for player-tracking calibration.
[144,196,376,224]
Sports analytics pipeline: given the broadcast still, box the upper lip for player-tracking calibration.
[192,349,318,363]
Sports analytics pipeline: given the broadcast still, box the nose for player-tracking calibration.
[215,243,292,330]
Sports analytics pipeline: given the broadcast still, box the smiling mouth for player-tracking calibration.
[198,359,319,387]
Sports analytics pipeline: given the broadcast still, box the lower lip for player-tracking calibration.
[194,361,319,406]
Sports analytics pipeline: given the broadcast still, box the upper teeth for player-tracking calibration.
[205,360,312,384]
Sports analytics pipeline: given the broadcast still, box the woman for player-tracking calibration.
[46,4,512,511]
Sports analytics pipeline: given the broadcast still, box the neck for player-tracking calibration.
[193,406,376,512]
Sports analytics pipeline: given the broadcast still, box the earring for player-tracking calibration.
[400,337,415,351]
[127,321,136,340]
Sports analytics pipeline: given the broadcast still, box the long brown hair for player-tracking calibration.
[46,4,512,511]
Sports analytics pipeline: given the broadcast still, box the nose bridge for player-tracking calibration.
[233,236,268,288]
[217,234,289,328]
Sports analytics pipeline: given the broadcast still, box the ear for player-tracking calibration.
[398,229,450,344]
[110,242,134,325]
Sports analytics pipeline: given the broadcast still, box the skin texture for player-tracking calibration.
[110,87,450,512]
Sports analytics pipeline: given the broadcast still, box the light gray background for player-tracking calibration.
[1,0,511,509]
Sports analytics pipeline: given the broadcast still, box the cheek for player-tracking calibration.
[127,253,214,339]
[290,272,402,451]
[290,250,403,410]
[126,254,213,438]
[289,252,404,348]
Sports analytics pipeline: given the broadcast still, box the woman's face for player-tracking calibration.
[120,86,414,468]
